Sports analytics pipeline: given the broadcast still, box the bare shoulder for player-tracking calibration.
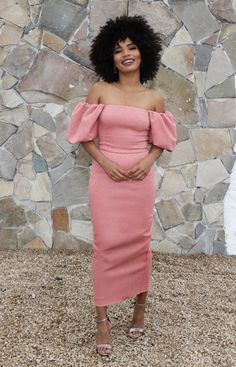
[86,81,107,104]
[149,89,166,113]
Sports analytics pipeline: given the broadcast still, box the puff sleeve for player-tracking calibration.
[66,102,105,144]
[148,110,177,152]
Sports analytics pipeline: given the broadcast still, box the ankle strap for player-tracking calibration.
[97,317,107,323]
[136,302,145,307]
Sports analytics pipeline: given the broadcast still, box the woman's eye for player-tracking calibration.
[114,49,121,54]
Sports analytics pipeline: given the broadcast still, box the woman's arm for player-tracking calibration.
[80,83,130,181]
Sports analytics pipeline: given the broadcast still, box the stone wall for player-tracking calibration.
[0,0,235,255]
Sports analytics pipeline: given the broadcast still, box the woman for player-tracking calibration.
[66,15,176,356]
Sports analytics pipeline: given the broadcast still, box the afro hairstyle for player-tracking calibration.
[89,15,162,83]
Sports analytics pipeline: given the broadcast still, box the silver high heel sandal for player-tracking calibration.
[96,317,112,356]
[128,302,145,339]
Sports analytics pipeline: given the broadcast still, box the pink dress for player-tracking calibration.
[66,102,176,306]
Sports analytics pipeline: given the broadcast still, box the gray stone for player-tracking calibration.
[213,240,227,256]
[156,199,184,230]
[36,133,65,169]
[17,49,97,103]
[32,152,48,173]
[222,33,236,70]
[194,188,205,204]
[168,140,195,167]
[18,161,35,180]
[0,229,18,249]
[18,226,36,248]
[14,175,31,200]
[0,121,17,145]
[178,235,195,250]
[129,0,180,42]
[39,0,87,41]
[26,210,42,225]
[0,197,27,228]
[206,75,236,99]
[169,25,193,47]
[206,47,234,91]
[169,0,220,42]
[1,72,18,89]
[208,0,236,23]
[53,230,91,250]
[195,44,212,71]
[75,145,93,167]
[49,154,74,184]
[198,98,207,126]
[0,22,22,46]
[220,24,236,42]
[154,66,198,125]
[31,108,55,132]
[194,71,206,98]
[203,202,223,227]
[208,99,236,128]
[5,121,32,159]
[221,155,236,174]
[182,203,202,221]
[204,182,229,204]
[42,30,66,52]
[53,167,89,207]
[176,125,190,143]
[0,106,29,126]
[0,148,17,179]
[151,216,165,241]
[0,89,24,108]
[216,229,225,242]
[0,1,30,28]
[63,40,92,69]
[3,44,37,78]
[188,229,215,255]
[70,205,91,221]
[195,223,206,239]
[55,112,72,153]
[181,164,196,189]
[197,159,229,188]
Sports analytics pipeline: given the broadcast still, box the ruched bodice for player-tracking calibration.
[66,102,177,154]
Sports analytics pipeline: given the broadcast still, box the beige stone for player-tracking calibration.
[206,47,234,90]
[192,128,232,160]
[0,228,18,249]
[14,174,31,200]
[0,45,13,65]
[53,231,91,250]
[151,215,165,241]
[2,73,18,89]
[151,240,182,254]
[196,159,229,188]
[0,2,29,28]
[203,202,224,227]
[161,45,194,77]
[220,24,236,42]
[168,140,195,167]
[208,99,236,127]
[42,30,66,52]
[23,28,42,48]
[30,172,51,201]
[18,161,35,180]
[71,220,93,243]
[0,22,22,46]
[34,219,52,248]
[160,170,187,197]
[169,26,193,46]
[154,66,198,125]
[33,123,48,138]
[0,180,14,198]
[176,191,194,206]
[157,199,184,230]
[0,90,24,108]
[181,164,197,189]
[44,103,64,118]
[194,71,206,98]
[23,237,47,250]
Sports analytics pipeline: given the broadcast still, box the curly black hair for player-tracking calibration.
[89,15,162,83]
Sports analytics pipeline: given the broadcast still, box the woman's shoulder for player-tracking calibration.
[142,88,165,113]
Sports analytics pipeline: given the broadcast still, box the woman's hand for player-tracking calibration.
[127,156,154,181]
[100,158,130,182]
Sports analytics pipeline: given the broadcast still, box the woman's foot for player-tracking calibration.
[96,317,112,356]
[128,303,145,339]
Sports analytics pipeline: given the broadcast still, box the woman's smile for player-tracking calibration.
[113,37,141,72]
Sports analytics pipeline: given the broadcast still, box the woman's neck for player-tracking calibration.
[116,71,143,92]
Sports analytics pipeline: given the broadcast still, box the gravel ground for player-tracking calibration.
[0,249,235,367]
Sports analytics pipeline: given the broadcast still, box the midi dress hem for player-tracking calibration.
[94,286,151,307]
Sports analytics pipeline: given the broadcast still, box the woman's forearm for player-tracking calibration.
[80,141,110,167]
[145,145,163,165]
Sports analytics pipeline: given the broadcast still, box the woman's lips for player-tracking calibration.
[122,58,135,65]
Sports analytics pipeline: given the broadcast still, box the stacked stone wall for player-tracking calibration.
[0,0,235,255]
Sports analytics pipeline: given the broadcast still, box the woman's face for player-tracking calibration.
[113,37,141,74]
